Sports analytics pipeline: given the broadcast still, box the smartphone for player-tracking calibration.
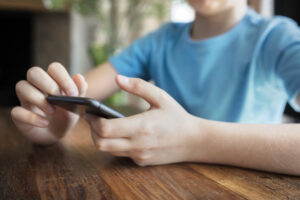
[47,95,125,119]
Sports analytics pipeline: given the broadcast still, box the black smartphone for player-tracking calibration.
[47,95,125,119]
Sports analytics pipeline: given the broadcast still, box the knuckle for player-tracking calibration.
[131,78,143,91]
[135,139,154,153]
[157,90,169,103]
[140,121,153,136]
[47,62,63,74]
[26,66,41,81]
[26,90,36,101]
[99,121,110,137]
[95,140,102,150]
[49,84,60,95]
[138,150,150,160]
[132,143,144,152]
[96,140,107,151]
[15,80,25,94]
[135,78,144,84]
[28,113,37,125]
[133,146,148,156]
[65,79,76,89]
[134,157,148,167]
[135,160,146,167]
[10,107,19,119]
[131,147,151,166]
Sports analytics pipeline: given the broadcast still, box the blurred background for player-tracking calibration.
[0,0,299,122]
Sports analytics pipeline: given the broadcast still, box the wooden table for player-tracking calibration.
[1,108,300,200]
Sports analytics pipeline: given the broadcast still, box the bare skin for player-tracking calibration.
[11,0,300,175]
[189,0,248,40]
[11,62,117,144]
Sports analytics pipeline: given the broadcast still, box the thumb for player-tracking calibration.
[73,74,88,97]
[115,75,168,107]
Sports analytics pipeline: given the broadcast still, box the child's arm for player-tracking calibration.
[190,117,300,175]
[84,76,300,175]
[84,62,119,100]
[190,95,300,175]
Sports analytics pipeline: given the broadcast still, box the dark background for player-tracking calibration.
[0,11,32,106]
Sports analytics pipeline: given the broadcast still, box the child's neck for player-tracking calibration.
[191,4,248,40]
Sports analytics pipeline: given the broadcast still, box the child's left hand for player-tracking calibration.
[84,75,204,166]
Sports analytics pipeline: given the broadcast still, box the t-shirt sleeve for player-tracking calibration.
[265,18,300,112]
[109,31,156,81]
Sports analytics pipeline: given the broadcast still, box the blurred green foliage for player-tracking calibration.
[45,0,171,106]
[44,0,98,14]
[89,44,112,66]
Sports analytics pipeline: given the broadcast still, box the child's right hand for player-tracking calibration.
[11,63,88,145]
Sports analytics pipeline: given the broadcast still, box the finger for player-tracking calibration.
[11,106,49,128]
[92,133,132,152]
[72,74,88,97]
[16,80,55,115]
[47,62,78,96]
[22,102,48,117]
[115,75,170,107]
[85,114,139,138]
[26,66,61,96]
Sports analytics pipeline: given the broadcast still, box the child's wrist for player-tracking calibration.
[184,115,215,163]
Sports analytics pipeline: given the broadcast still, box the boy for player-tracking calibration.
[11,0,300,175]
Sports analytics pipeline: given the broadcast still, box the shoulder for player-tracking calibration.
[265,16,300,40]
[243,8,300,37]
[243,9,300,59]
[259,16,300,60]
[253,13,300,43]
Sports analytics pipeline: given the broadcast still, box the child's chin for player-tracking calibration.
[188,0,230,16]
[193,7,224,17]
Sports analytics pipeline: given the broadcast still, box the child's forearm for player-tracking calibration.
[84,62,119,100]
[190,118,300,175]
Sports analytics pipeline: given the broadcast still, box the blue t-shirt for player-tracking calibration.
[109,8,300,123]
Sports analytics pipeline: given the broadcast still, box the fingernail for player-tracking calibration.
[36,118,49,127]
[118,75,129,85]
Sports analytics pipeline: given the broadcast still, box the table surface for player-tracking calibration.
[1,107,300,200]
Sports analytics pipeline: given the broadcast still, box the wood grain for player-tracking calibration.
[1,107,300,199]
